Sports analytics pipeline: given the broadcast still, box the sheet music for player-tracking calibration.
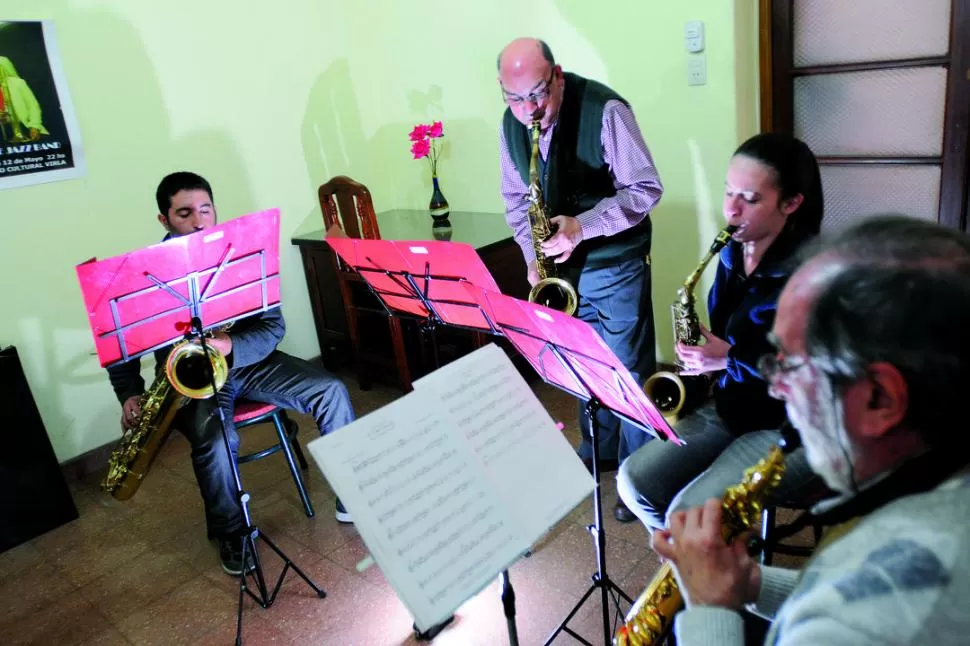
[413,343,594,543]
[305,390,525,631]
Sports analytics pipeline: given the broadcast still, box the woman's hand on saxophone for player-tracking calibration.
[652,498,762,610]
[540,215,584,262]
[676,324,731,375]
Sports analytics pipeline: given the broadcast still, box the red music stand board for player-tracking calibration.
[461,282,679,444]
[76,209,282,368]
[325,237,502,334]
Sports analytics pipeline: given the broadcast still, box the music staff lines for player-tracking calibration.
[423,526,512,605]
[383,460,468,539]
[395,490,486,558]
[413,514,506,587]
[352,418,436,475]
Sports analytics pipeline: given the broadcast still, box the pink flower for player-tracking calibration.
[411,138,431,159]
[408,121,445,175]
[409,124,430,141]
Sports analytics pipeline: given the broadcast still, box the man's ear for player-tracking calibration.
[157,213,171,231]
[855,361,908,438]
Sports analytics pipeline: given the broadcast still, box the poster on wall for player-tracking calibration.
[0,20,85,190]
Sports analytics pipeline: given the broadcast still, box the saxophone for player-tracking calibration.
[101,330,231,500]
[614,428,793,645]
[525,118,579,316]
[642,224,737,422]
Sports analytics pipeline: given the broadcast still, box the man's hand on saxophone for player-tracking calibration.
[539,214,584,263]
[651,498,762,609]
[121,394,142,431]
[207,330,233,357]
[675,323,731,375]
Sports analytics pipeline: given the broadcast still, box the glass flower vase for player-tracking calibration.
[428,174,451,228]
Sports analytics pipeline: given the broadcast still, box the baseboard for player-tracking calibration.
[60,440,115,485]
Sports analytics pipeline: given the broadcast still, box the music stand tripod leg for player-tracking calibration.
[543,398,633,646]
[192,320,326,646]
[501,569,520,646]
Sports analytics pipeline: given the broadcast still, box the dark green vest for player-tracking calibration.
[502,72,652,271]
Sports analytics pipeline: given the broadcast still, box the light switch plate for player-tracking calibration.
[687,55,707,86]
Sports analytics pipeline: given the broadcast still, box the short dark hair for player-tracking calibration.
[801,214,970,444]
[733,132,824,249]
[496,39,555,71]
[155,171,213,214]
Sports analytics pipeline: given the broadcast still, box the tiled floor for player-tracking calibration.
[1,368,809,645]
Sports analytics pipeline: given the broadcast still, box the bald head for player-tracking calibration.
[497,38,555,74]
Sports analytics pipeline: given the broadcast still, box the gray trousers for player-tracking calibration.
[178,350,356,539]
[616,400,820,531]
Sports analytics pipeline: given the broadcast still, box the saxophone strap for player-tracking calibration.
[782,447,969,552]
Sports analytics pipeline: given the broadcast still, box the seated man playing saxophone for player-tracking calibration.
[105,171,357,576]
[616,133,824,526]
[655,215,970,645]
[496,38,664,521]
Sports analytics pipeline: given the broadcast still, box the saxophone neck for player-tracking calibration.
[678,224,739,302]
[680,249,715,296]
[529,120,541,186]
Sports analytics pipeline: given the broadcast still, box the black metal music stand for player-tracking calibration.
[326,236,522,645]
[460,282,681,646]
[75,210,326,646]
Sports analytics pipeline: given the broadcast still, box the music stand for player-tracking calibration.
[461,282,682,646]
[326,236,522,645]
[76,209,325,646]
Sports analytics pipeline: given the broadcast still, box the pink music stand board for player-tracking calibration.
[326,237,502,334]
[75,208,282,368]
[461,282,680,444]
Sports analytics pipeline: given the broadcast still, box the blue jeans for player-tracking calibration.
[575,256,656,465]
[177,350,356,538]
[615,401,820,530]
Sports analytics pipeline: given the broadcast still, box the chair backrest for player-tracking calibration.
[318,175,380,240]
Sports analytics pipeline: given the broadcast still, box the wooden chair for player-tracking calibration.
[318,176,412,392]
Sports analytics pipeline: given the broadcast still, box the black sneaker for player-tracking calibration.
[219,536,256,576]
[335,498,352,524]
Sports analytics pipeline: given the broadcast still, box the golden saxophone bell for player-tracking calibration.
[642,370,688,422]
[164,338,229,399]
[528,276,578,316]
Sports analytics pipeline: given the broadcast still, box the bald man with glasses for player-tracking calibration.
[495,38,664,521]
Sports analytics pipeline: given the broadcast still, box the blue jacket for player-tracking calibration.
[707,238,796,435]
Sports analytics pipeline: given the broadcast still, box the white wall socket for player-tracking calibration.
[685,20,705,53]
[687,55,707,86]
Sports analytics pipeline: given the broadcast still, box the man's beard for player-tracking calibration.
[789,374,857,494]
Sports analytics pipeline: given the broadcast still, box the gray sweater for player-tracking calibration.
[675,466,970,645]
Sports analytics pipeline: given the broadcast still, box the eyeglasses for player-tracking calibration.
[757,351,809,381]
[502,71,555,106]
